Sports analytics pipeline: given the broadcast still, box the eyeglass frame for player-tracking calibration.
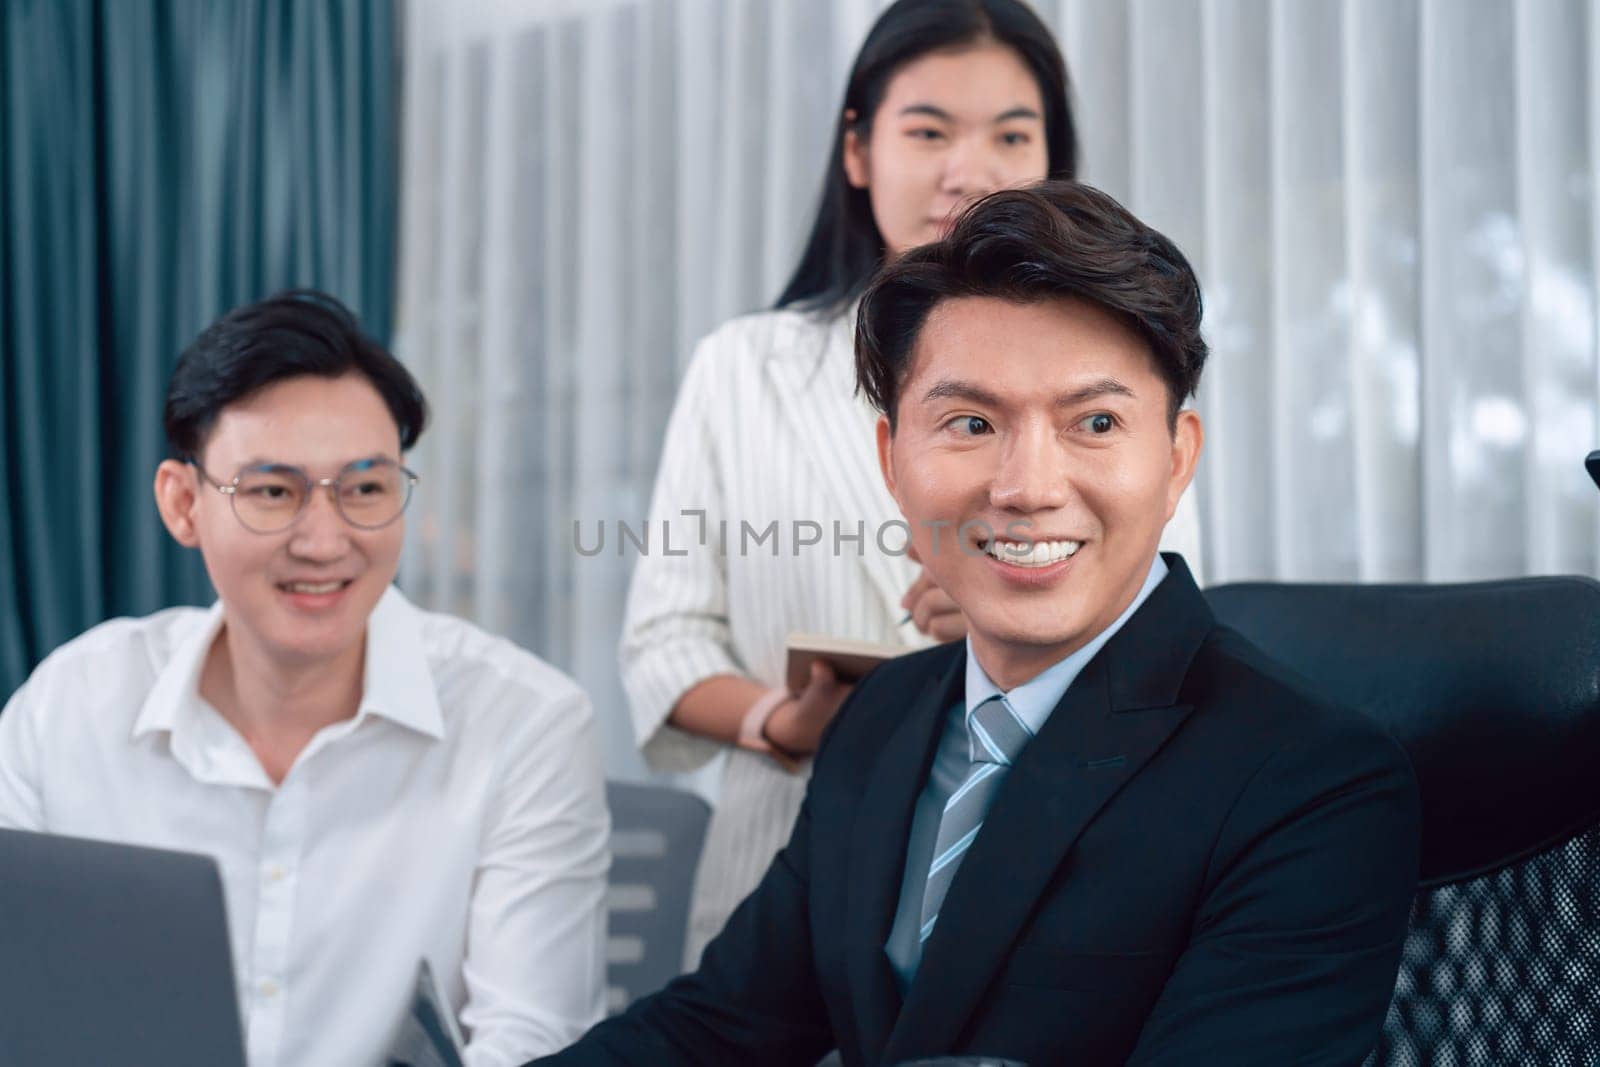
[188,456,420,533]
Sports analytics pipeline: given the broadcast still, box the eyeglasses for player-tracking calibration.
[190,458,419,534]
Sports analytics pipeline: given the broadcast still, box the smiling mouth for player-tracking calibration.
[278,580,352,595]
[980,538,1083,568]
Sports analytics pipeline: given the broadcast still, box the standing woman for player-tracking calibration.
[622,0,1203,967]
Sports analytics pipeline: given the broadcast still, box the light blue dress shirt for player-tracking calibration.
[883,555,1171,991]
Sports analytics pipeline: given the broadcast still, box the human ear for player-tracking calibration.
[1164,409,1203,520]
[154,460,203,548]
[842,109,870,190]
[875,414,899,503]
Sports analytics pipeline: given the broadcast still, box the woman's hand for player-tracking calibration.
[764,661,854,759]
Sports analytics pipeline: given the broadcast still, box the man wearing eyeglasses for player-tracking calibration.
[0,290,609,1066]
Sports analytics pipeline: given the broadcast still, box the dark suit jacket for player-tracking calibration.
[538,555,1421,1066]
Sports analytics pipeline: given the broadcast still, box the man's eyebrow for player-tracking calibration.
[231,456,296,471]
[918,377,1135,408]
[341,454,400,470]
[230,453,396,473]
[921,379,1003,407]
[1055,379,1136,407]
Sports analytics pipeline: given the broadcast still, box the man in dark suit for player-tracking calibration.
[533,181,1420,1066]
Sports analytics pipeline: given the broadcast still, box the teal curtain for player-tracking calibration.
[1,0,399,699]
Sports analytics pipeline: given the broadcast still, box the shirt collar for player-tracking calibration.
[359,586,446,740]
[132,585,445,744]
[132,600,228,741]
[964,554,1170,735]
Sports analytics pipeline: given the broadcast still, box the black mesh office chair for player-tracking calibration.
[1207,576,1600,1066]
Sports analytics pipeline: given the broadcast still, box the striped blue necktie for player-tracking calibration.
[918,694,1035,942]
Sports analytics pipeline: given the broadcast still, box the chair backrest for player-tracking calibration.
[1373,825,1600,1065]
[1207,576,1600,1067]
[604,780,711,1014]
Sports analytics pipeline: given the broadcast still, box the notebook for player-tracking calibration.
[785,631,907,692]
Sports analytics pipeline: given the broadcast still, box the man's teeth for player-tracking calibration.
[983,539,1082,567]
[284,581,345,594]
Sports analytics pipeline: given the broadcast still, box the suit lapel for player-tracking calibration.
[883,557,1214,1061]
[844,647,964,1061]
[763,312,909,626]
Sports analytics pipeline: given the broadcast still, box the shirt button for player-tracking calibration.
[266,865,286,883]
[258,978,280,998]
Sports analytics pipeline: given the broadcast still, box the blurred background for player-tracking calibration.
[5,0,1599,781]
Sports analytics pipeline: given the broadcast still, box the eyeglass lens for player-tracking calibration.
[231,460,411,532]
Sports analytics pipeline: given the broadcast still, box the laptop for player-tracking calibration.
[0,828,247,1066]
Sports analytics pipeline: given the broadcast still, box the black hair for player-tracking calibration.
[775,0,1077,314]
[162,289,428,461]
[856,180,1207,428]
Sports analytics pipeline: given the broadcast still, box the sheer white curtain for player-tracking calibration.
[396,0,1600,778]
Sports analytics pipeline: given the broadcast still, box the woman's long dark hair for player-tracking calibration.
[775,0,1078,314]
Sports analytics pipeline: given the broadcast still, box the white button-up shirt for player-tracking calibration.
[0,587,609,1067]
